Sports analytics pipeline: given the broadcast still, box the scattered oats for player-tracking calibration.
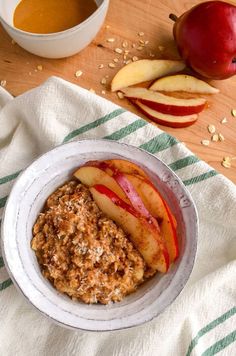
[124,50,129,54]
[75,70,83,78]
[139,39,144,44]
[125,60,132,65]
[138,31,144,36]
[107,38,115,43]
[11,39,16,45]
[89,88,96,93]
[201,140,210,146]
[108,62,116,68]
[132,56,139,62]
[34,69,38,72]
[0,80,6,87]
[218,133,225,141]
[101,90,106,95]
[123,54,127,60]
[115,48,123,54]
[37,65,43,71]
[137,46,144,51]
[113,58,119,63]
[221,157,231,168]
[132,43,136,48]
[29,72,32,76]
[158,45,165,51]
[231,109,236,117]
[207,124,216,134]
[149,52,155,57]
[117,91,124,99]
[105,75,109,79]
[221,117,227,124]
[100,77,107,85]
[212,134,219,142]
[98,64,104,69]
[144,40,149,45]
[105,25,110,29]
[122,41,128,48]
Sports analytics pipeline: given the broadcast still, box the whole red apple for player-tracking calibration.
[170,1,236,80]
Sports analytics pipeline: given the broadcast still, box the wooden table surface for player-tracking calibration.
[0,0,236,183]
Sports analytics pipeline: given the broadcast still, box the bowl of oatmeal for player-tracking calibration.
[1,139,198,331]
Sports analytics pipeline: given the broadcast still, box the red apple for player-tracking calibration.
[121,87,206,116]
[170,1,236,80]
[90,184,169,272]
[134,100,198,128]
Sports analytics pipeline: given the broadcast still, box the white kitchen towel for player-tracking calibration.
[0,77,235,356]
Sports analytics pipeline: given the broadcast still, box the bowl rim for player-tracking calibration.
[0,0,109,39]
[1,139,198,331]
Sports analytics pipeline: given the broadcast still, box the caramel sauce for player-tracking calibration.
[13,0,98,34]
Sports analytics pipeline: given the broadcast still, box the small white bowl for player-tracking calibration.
[0,0,109,58]
[1,140,198,331]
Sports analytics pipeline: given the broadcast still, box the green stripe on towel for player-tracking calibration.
[104,119,147,141]
[0,196,8,209]
[0,278,13,291]
[183,170,218,186]
[0,257,4,269]
[139,133,179,153]
[202,329,236,356]
[186,307,236,356]
[169,155,200,171]
[0,170,21,185]
[63,108,126,143]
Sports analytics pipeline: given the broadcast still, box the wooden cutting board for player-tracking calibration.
[0,0,235,183]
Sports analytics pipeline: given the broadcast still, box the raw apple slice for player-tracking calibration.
[111,59,186,92]
[122,87,206,116]
[123,174,179,262]
[73,165,130,204]
[150,74,219,93]
[90,184,169,272]
[135,100,198,128]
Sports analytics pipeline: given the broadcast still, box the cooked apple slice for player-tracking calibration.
[150,74,219,94]
[124,174,179,262]
[90,184,169,272]
[103,159,149,179]
[135,100,198,128]
[122,87,206,116]
[111,59,185,92]
[73,166,130,204]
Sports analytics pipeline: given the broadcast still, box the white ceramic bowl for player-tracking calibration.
[1,140,198,331]
[0,0,109,58]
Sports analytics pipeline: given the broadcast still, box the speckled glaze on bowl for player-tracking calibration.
[1,139,198,331]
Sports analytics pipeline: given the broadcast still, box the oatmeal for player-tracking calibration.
[31,180,154,304]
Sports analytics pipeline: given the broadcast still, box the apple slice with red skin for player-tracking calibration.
[111,170,161,232]
[90,184,169,272]
[150,74,219,94]
[73,165,130,204]
[121,87,206,116]
[84,159,149,179]
[111,59,186,92]
[134,100,198,128]
[123,173,179,262]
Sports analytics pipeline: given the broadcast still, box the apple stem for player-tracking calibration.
[169,13,178,22]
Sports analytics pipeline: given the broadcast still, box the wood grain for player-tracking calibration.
[0,0,236,183]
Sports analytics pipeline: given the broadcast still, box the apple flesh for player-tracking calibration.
[123,174,179,262]
[90,184,169,272]
[171,1,236,80]
[150,74,219,94]
[134,100,198,128]
[73,165,130,204]
[111,59,185,92]
[121,87,206,116]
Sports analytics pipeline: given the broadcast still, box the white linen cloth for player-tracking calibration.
[0,77,235,356]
